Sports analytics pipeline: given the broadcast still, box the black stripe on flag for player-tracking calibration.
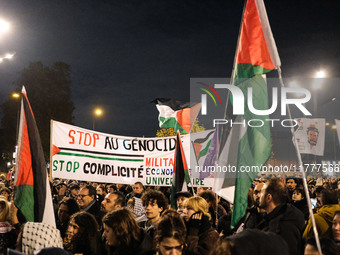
[151,98,190,111]
[23,94,47,222]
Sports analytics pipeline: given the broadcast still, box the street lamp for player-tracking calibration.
[312,69,327,116]
[313,70,326,90]
[93,108,103,130]
[0,52,16,62]
[0,19,9,33]
[12,92,20,98]
[315,70,326,78]
[11,91,21,168]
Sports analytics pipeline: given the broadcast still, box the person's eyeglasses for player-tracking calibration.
[77,194,89,198]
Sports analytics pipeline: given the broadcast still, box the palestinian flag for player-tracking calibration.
[153,98,201,134]
[201,127,219,180]
[215,0,281,228]
[170,132,191,209]
[14,86,56,227]
[192,130,215,164]
[233,0,280,81]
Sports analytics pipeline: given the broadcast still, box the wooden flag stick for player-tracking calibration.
[277,67,322,255]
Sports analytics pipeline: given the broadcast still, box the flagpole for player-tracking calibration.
[277,67,322,255]
[178,131,196,197]
[49,120,53,182]
[191,140,201,195]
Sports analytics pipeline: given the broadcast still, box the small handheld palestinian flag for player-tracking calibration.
[14,86,56,227]
[153,98,201,134]
[170,132,191,209]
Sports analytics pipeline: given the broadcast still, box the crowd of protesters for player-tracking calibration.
[0,174,339,254]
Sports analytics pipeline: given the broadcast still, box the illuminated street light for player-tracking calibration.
[0,52,16,62]
[315,70,326,78]
[331,125,337,130]
[94,108,103,116]
[5,53,14,59]
[10,91,21,151]
[12,92,20,98]
[0,19,9,33]
[93,107,103,130]
[313,70,326,90]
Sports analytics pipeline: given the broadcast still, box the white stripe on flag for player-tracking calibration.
[254,0,281,68]
[42,174,56,227]
[156,104,176,119]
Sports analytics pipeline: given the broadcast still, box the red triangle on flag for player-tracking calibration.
[235,0,274,70]
[193,143,203,160]
[52,145,61,156]
[176,103,201,134]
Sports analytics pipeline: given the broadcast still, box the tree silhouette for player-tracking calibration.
[155,119,205,137]
[0,62,75,167]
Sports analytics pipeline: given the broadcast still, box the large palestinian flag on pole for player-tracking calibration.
[170,132,191,208]
[153,98,201,134]
[14,86,56,227]
[215,0,281,228]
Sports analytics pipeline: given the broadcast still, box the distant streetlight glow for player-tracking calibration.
[5,53,14,59]
[93,108,103,130]
[315,70,326,78]
[12,92,20,98]
[0,19,9,32]
[313,70,326,90]
[94,108,103,116]
[0,52,16,62]
[331,125,337,130]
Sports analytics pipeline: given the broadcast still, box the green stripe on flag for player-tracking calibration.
[159,117,188,134]
[231,74,271,229]
[198,140,212,159]
[184,170,191,185]
[159,116,177,128]
[233,63,272,83]
[14,184,34,222]
[57,152,144,162]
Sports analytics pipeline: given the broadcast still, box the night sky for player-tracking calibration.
[1,0,340,137]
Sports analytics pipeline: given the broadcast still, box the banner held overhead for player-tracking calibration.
[51,120,211,186]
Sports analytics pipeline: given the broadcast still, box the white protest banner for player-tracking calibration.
[51,120,210,186]
[294,118,325,156]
